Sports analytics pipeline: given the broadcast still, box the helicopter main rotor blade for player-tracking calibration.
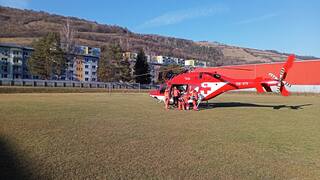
[218,67,254,71]
[283,81,292,87]
[279,67,286,81]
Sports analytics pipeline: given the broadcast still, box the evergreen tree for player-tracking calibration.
[119,58,132,82]
[108,43,123,82]
[97,45,114,82]
[108,44,123,62]
[134,49,151,84]
[98,43,133,82]
[28,32,65,79]
[27,38,47,79]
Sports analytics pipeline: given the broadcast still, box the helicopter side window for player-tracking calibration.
[198,72,221,80]
[172,85,188,94]
[178,85,188,92]
[212,73,221,79]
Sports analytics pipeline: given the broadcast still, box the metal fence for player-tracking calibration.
[0,78,159,90]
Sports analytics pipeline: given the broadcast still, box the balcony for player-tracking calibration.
[13,66,22,73]
[13,70,22,74]
[12,53,23,58]
[13,57,23,65]
[2,69,9,73]
[13,74,22,79]
[1,62,9,66]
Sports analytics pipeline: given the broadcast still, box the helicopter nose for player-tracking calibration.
[149,90,159,96]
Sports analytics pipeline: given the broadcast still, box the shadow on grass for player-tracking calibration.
[0,137,33,180]
[199,102,312,110]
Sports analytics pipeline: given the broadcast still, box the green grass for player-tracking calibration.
[0,93,320,179]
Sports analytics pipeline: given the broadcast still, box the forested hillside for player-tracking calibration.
[0,6,317,66]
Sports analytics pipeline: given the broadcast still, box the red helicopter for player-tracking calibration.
[149,55,295,105]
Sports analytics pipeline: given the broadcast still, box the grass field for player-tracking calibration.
[0,93,320,179]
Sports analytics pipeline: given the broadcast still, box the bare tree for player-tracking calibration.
[60,18,76,54]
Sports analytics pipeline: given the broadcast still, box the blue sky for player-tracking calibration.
[1,0,319,56]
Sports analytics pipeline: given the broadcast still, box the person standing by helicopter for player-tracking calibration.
[191,89,199,111]
[178,93,186,110]
[183,91,190,110]
[172,87,180,108]
[164,88,170,110]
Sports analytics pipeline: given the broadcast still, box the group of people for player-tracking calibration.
[164,86,199,111]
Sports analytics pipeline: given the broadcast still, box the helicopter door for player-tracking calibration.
[171,84,188,94]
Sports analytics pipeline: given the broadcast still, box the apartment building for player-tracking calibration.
[185,59,207,67]
[149,62,164,84]
[195,60,207,67]
[0,43,33,79]
[185,59,195,66]
[0,43,100,82]
[66,45,100,82]
[123,52,138,61]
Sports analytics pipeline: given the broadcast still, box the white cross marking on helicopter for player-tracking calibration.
[200,82,227,97]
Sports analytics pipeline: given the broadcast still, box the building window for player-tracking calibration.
[2,74,7,78]
[13,58,20,63]
[92,65,96,69]
[0,50,9,56]
[85,65,89,68]
[92,72,96,75]
[13,66,21,72]
[92,78,96,81]
[85,78,89,81]
[3,66,8,72]
[85,71,89,75]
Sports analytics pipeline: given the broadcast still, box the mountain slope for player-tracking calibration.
[0,6,317,66]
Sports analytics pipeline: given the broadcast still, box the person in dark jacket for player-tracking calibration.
[172,87,180,107]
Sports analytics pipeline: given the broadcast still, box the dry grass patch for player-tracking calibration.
[0,93,320,179]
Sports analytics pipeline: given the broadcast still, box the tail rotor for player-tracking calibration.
[268,55,295,96]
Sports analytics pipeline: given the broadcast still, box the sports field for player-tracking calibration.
[0,93,320,179]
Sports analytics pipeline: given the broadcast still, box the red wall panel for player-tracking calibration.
[195,60,320,85]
